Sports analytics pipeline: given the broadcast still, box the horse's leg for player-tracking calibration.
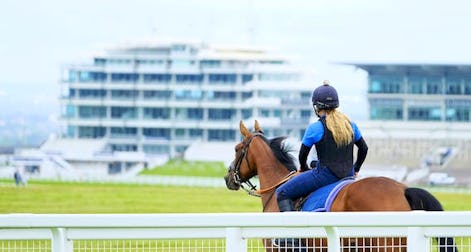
[303,238,328,252]
[263,238,277,252]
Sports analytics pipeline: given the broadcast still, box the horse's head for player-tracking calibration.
[224,120,264,191]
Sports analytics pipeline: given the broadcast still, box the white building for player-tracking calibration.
[59,39,314,159]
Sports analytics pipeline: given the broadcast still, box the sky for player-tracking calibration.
[1,0,471,121]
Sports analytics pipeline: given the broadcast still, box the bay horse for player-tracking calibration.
[224,120,456,252]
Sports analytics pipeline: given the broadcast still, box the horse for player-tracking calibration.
[224,120,457,252]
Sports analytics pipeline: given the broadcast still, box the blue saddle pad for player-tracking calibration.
[300,178,354,212]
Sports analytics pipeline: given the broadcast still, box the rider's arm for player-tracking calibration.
[354,137,368,173]
[299,143,311,172]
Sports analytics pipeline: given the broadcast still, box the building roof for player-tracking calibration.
[40,136,107,158]
[341,63,471,75]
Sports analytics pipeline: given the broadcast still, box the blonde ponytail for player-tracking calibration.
[325,109,353,147]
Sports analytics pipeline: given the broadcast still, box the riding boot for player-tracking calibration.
[275,198,303,249]
[277,198,295,212]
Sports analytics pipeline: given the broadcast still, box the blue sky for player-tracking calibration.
[1,0,470,120]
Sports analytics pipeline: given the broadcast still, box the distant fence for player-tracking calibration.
[0,212,470,251]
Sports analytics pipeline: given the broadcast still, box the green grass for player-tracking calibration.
[140,159,227,177]
[0,179,470,213]
[1,160,470,213]
[0,180,260,213]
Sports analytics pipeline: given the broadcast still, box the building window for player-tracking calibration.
[189,129,203,137]
[143,108,170,119]
[143,74,171,83]
[67,126,75,138]
[200,60,221,68]
[111,73,139,82]
[425,77,442,94]
[207,91,236,100]
[78,106,106,118]
[369,98,403,120]
[300,110,311,118]
[407,76,423,94]
[187,108,203,120]
[111,107,137,119]
[111,90,138,100]
[408,107,441,121]
[174,128,185,139]
[208,109,235,120]
[143,144,169,154]
[175,90,203,100]
[143,128,170,140]
[241,109,252,119]
[369,75,402,94]
[446,100,471,122]
[65,105,76,118]
[175,74,203,84]
[260,109,270,117]
[446,78,462,95]
[78,126,105,138]
[143,90,172,99]
[110,127,137,138]
[79,89,106,98]
[208,74,237,84]
[208,129,235,141]
[69,70,78,82]
[111,144,137,152]
[242,92,253,100]
[94,58,106,66]
[79,71,107,82]
[259,73,298,81]
[242,74,253,84]
[464,79,471,94]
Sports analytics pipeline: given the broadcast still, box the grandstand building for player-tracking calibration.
[59,39,314,158]
[350,64,471,176]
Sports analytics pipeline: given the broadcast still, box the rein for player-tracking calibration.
[255,170,297,195]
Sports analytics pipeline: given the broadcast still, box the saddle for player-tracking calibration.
[294,178,354,212]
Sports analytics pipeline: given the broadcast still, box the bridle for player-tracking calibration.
[229,133,262,197]
[229,133,297,198]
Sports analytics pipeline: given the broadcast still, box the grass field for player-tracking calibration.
[139,159,227,177]
[1,160,470,213]
[1,179,470,213]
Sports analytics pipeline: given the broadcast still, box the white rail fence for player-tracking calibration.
[0,212,470,251]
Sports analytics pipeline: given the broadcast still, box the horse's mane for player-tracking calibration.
[260,135,298,172]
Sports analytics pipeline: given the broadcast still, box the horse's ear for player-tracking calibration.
[240,120,251,137]
[254,120,264,134]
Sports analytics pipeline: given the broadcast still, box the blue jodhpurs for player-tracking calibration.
[276,166,347,201]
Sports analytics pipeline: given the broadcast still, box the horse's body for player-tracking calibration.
[224,121,456,252]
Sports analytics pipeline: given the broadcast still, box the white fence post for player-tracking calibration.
[324,226,341,252]
[226,227,246,252]
[407,227,429,252]
[51,228,73,252]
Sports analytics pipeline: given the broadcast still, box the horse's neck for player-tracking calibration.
[258,160,288,212]
[251,140,291,212]
[257,160,290,189]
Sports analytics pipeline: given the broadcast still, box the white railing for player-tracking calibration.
[0,212,470,251]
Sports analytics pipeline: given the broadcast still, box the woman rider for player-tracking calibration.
[275,80,369,212]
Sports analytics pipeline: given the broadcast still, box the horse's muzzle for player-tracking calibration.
[224,165,240,190]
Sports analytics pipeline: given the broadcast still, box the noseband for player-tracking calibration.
[230,133,263,197]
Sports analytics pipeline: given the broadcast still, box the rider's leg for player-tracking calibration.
[277,197,294,212]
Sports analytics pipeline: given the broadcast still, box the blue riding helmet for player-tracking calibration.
[311,80,339,110]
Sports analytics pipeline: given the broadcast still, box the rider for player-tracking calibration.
[275,80,368,212]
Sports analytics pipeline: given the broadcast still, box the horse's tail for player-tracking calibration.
[405,187,443,211]
[405,187,458,252]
